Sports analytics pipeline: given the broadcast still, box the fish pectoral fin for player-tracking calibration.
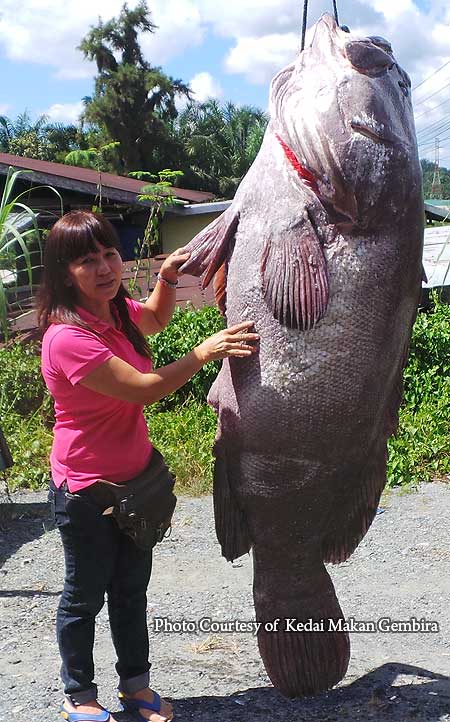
[178,205,239,296]
[213,263,227,315]
[261,211,329,330]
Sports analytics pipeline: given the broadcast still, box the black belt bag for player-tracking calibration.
[87,447,177,550]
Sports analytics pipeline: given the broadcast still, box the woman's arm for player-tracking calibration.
[136,249,190,336]
[79,321,259,405]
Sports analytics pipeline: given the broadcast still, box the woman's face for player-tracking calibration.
[66,239,123,306]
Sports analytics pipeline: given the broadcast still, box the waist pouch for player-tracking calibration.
[85,447,176,550]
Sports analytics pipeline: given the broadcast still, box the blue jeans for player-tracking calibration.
[49,480,153,705]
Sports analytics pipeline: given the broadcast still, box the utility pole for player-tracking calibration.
[431,138,443,199]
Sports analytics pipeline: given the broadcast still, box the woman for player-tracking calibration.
[38,210,258,722]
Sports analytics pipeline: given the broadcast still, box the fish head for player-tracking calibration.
[270,13,421,230]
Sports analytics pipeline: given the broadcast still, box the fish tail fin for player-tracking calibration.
[213,446,252,562]
[253,548,350,697]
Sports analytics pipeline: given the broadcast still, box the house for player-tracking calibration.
[0,154,223,338]
[0,152,225,258]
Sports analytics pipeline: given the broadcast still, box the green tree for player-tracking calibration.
[421,158,450,200]
[78,1,190,174]
[0,111,87,163]
[175,99,268,196]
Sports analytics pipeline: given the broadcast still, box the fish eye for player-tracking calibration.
[367,36,393,55]
[345,40,394,76]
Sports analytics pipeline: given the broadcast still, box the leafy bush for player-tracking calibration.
[2,300,450,492]
[150,305,224,409]
[1,410,52,489]
[0,343,47,416]
[387,295,450,487]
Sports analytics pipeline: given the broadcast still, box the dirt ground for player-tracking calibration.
[0,482,449,722]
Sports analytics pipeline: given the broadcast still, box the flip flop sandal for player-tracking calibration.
[118,690,173,721]
[60,701,110,722]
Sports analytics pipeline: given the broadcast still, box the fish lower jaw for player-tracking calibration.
[350,121,391,145]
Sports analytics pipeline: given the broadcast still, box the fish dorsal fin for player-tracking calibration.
[261,210,329,330]
[179,207,239,307]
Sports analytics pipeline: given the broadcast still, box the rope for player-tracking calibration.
[332,0,339,25]
[301,0,308,52]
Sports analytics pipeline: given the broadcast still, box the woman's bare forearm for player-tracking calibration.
[80,322,258,404]
[138,349,204,404]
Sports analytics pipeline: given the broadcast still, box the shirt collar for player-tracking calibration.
[75,302,122,331]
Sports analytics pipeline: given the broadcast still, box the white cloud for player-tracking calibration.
[189,72,223,101]
[140,0,204,65]
[0,0,449,163]
[0,104,11,115]
[225,33,300,85]
[0,0,204,79]
[44,101,84,124]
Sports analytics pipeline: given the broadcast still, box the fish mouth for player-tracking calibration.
[351,120,394,145]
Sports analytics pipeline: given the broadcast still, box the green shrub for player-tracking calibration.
[2,299,450,493]
[1,410,52,489]
[387,294,450,487]
[150,305,224,409]
[0,343,47,416]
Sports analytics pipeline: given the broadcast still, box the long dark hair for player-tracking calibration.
[37,210,152,359]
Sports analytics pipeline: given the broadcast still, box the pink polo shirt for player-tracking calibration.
[41,298,153,492]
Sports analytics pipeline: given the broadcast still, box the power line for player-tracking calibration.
[419,132,450,150]
[414,80,450,108]
[417,122,450,147]
[415,97,450,121]
[417,115,450,137]
[413,59,450,92]
[417,116,450,140]
[418,126,450,147]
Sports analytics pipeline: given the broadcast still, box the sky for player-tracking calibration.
[1,0,450,163]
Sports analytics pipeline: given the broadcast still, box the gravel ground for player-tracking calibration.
[0,482,449,722]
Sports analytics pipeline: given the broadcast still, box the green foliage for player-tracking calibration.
[0,343,47,416]
[150,305,224,409]
[128,168,185,293]
[421,157,450,199]
[78,1,190,173]
[0,167,62,340]
[0,111,84,163]
[175,99,268,196]
[387,295,450,487]
[3,301,450,493]
[147,400,217,494]
[1,411,52,490]
[64,141,121,173]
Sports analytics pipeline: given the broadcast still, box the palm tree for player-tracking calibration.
[0,111,49,154]
[175,100,268,196]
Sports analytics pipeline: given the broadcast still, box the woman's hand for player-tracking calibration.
[158,248,190,284]
[195,321,259,363]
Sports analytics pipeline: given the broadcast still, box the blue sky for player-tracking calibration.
[0,0,449,161]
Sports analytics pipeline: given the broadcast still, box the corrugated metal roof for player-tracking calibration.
[424,200,450,222]
[0,152,214,205]
[423,226,450,289]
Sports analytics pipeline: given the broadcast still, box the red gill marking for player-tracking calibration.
[275,133,320,196]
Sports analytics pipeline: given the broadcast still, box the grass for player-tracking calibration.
[147,399,217,495]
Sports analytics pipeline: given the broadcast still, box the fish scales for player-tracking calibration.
[180,14,423,697]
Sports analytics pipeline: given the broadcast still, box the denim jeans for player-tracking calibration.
[49,480,153,705]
